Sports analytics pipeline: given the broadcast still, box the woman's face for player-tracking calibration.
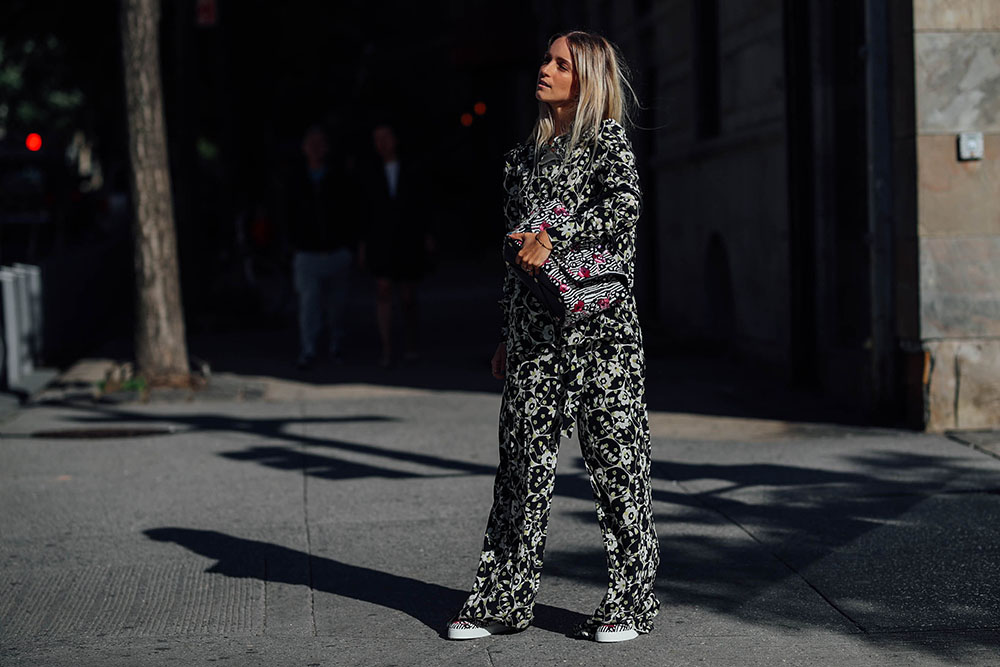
[536,36,577,107]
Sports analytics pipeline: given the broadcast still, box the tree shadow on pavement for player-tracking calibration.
[34,401,497,480]
[219,443,493,480]
[143,527,586,637]
[27,402,1000,660]
[548,449,1000,662]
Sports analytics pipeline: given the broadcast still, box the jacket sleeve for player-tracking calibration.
[499,150,519,341]
[542,120,641,252]
[499,261,516,340]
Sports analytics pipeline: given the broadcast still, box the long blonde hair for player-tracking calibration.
[532,31,638,158]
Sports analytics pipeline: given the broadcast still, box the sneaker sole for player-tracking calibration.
[447,623,514,640]
[448,626,492,640]
[594,628,639,643]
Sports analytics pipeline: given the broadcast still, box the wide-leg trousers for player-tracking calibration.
[457,334,660,633]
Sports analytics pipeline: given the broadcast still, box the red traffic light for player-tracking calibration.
[460,113,473,127]
[25,133,42,151]
[474,102,487,115]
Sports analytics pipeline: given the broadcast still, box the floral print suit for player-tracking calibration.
[456,119,660,635]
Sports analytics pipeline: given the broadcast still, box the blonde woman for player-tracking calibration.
[447,31,659,643]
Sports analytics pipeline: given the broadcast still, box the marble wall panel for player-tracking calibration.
[924,339,1000,431]
[925,340,958,431]
[954,341,1000,428]
[914,0,1000,32]
[915,32,1000,132]
[919,236,1000,338]
[917,133,1000,236]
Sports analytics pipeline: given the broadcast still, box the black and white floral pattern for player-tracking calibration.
[455,119,659,635]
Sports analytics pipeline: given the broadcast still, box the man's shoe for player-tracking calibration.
[446,619,515,640]
[593,622,639,643]
[295,354,315,370]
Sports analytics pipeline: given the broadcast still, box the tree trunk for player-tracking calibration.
[120,0,189,382]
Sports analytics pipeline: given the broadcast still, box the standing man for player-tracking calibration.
[287,124,357,370]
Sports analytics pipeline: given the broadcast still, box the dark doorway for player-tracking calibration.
[784,0,876,410]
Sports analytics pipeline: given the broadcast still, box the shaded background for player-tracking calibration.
[0,0,550,383]
[0,0,544,336]
[1,0,998,430]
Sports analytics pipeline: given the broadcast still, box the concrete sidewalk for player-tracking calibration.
[2,367,1000,666]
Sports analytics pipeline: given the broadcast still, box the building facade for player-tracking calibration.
[536,0,1000,430]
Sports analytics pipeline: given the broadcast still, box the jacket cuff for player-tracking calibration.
[535,208,574,248]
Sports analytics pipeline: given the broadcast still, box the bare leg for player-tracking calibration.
[375,277,393,366]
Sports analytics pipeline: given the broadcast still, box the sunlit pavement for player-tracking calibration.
[3,259,1000,666]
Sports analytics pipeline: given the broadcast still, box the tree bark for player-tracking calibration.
[120,0,189,382]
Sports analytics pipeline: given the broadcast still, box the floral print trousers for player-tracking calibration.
[456,334,660,634]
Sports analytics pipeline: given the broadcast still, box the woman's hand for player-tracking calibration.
[491,341,507,379]
[508,230,552,276]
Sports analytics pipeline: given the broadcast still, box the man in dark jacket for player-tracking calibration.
[287,124,357,369]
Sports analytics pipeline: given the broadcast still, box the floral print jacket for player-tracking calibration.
[500,118,644,355]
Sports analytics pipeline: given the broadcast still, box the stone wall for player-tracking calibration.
[642,0,791,366]
[546,0,1000,429]
[913,0,1000,430]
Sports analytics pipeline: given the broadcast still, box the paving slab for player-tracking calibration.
[4,632,998,667]
[949,429,1000,459]
[641,431,1000,653]
[0,560,266,640]
[652,432,1000,495]
[761,491,1000,633]
[0,636,492,667]
[0,433,306,540]
[3,385,1000,665]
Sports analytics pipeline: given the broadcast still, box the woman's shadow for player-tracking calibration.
[144,527,586,637]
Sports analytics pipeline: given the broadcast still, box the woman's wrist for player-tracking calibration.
[535,229,553,251]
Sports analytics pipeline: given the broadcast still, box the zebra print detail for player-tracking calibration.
[516,198,630,326]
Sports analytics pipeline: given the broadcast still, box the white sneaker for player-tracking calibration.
[594,622,639,643]
[446,619,515,640]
